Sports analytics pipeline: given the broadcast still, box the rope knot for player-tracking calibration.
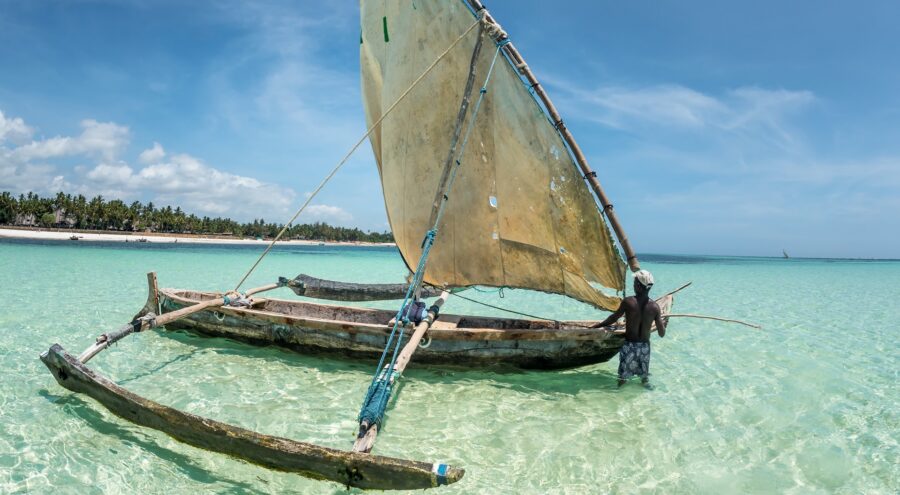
[421,229,437,248]
[481,15,507,41]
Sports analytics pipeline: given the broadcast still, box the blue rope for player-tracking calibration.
[357,44,504,429]
[358,227,438,426]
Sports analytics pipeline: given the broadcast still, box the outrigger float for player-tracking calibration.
[41,0,686,489]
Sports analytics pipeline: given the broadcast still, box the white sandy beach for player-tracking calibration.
[0,227,394,247]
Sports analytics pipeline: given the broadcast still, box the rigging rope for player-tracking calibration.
[231,16,483,292]
[358,36,506,430]
[449,290,575,325]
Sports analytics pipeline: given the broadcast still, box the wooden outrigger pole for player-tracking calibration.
[466,0,641,273]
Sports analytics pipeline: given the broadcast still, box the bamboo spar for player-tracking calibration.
[77,281,282,364]
[353,291,451,454]
[467,0,641,273]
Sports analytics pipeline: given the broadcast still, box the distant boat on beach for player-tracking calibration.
[783,249,790,258]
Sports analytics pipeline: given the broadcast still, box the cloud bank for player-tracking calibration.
[0,110,352,224]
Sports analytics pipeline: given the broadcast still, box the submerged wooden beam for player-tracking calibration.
[40,344,463,490]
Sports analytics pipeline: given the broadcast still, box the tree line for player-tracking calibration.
[0,191,394,243]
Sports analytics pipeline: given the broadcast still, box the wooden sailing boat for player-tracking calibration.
[41,1,675,489]
[139,273,675,369]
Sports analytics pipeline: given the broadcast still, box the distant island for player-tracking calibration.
[0,191,394,243]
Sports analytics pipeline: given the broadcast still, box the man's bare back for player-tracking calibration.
[591,294,666,341]
[620,296,666,342]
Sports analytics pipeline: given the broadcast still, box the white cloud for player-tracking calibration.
[11,119,130,162]
[139,142,165,164]
[301,204,352,223]
[574,84,727,129]
[0,109,297,220]
[86,163,134,184]
[0,110,34,144]
[0,163,61,192]
[546,78,815,145]
[82,152,295,217]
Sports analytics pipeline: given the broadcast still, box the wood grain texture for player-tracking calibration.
[40,345,463,490]
[150,286,637,370]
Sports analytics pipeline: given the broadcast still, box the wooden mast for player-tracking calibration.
[466,0,641,272]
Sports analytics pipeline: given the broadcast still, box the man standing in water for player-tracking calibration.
[591,270,666,387]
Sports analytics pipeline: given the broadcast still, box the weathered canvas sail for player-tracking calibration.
[361,0,624,310]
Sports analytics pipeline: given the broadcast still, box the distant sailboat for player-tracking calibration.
[783,249,790,259]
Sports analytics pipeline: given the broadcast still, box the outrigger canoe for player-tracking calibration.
[143,273,675,370]
[40,272,674,489]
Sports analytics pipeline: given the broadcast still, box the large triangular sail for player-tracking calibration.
[361,0,625,310]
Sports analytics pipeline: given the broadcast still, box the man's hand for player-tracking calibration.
[592,301,626,329]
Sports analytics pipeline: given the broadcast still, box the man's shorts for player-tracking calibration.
[618,341,651,379]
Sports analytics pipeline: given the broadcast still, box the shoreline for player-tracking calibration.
[0,227,395,247]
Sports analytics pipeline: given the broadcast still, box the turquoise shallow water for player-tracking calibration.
[0,239,897,494]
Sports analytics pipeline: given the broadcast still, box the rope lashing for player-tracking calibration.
[358,219,441,428]
[231,16,483,292]
[357,39,505,431]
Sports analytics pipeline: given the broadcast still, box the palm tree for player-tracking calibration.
[0,192,16,224]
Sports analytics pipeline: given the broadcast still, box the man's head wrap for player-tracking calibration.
[634,269,654,288]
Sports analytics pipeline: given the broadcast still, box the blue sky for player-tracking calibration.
[1,1,897,258]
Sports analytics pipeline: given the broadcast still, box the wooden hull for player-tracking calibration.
[147,286,663,370]
[40,344,463,490]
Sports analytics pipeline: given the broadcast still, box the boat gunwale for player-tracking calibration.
[160,288,629,342]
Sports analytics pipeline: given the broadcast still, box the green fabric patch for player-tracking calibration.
[383,16,389,42]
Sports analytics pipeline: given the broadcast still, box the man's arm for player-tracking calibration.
[654,306,667,338]
[591,302,625,329]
